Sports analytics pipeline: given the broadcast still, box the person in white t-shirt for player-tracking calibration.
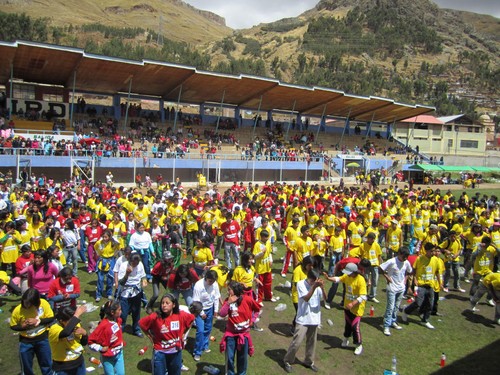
[379,247,412,336]
[117,253,147,337]
[283,269,323,373]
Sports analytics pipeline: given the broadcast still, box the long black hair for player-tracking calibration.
[21,288,41,309]
[33,249,50,274]
[157,293,179,318]
[99,300,121,320]
[227,280,244,306]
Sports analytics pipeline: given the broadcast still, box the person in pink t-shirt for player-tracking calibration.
[27,250,59,297]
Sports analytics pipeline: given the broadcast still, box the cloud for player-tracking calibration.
[185,0,319,29]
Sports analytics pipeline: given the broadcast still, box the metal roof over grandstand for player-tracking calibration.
[0,40,435,123]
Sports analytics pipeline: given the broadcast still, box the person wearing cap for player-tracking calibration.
[379,247,412,336]
[283,268,324,373]
[440,230,465,293]
[386,219,402,259]
[325,262,367,355]
[402,242,442,329]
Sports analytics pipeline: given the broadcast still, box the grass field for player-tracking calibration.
[0,186,499,375]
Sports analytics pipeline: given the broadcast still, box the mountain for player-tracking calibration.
[205,0,499,114]
[0,0,498,115]
[0,0,231,44]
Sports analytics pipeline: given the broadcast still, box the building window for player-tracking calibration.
[13,84,35,100]
[468,127,473,132]
[460,140,478,149]
[448,139,453,147]
[42,93,64,102]
[474,127,480,133]
[445,125,452,131]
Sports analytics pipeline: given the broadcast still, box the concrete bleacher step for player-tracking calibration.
[13,119,54,131]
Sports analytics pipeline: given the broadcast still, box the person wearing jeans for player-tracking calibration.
[192,270,220,362]
[221,212,241,270]
[402,243,442,330]
[379,247,412,336]
[440,231,465,292]
[219,281,261,375]
[117,253,147,337]
[10,288,55,375]
[359,233,382,303]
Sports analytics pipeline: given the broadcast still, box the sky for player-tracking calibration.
[184,0,500,29]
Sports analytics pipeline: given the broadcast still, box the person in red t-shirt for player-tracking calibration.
[48,267,80,313]
[88,300,125,375]
[146,255,175,314]
[16,245,34,293]
[139,294,195,375]
[221,212,241,269]
[167,264,199,309]
[85,219,103,273]
[219,280,261,375]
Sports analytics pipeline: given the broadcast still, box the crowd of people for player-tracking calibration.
[0,176,499,374]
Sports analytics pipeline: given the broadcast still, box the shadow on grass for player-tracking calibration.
[317,333,343,350]
[264,348,288,367]
[430,339,500,375]
[137,358,151,373]
[268,322,293,337]
[461,309,496,328]
[361,316,384,330]
[442,294,470,302]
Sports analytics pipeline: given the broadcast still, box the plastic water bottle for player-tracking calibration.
[327,319,334,326]
[90,357,101,366]
[138,346,148,355]
[440,353,446,367]
[369,305,374,316]
[391,354,397,374]
[275,303,287,311]
[203,365,220,374]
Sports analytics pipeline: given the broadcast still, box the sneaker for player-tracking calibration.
[391,322,403,330]
[181,364,189,372]
[271,296,281,302]
[470,304,479,312]
[456,288,466,293]
[424,322,435,329]
[401,311,408,322]
[134,331,144,338]
[496,319,500,326]
[324,302,331,310]
[193,355,201,362]
[308,364,319,372]
[341,338,349,348]
[204,349,211,353]
[95,297,101,302]
[443,287,449,293]
[383,327,391,336]
[281,273,287,278]
[487,299,495,307]
[284,362,293,373]
[464,279,471,283]
[371,298,380,304]
[354,344,363,355]
[252,324,264,332]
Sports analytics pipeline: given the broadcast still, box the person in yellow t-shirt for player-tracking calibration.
[326,262,367,355]
[48,305,88,374]
[347,216,365,249]
[431,247,446,316]
[386,220,403,259]
[10,288,56,375]
[281,218,300,277]
[359,233,383,303]
[402,243,441,329]
[294,226,314,269]
[94,229,120,302]
[328,226,346,277]
[440,231,465,292]
[253,230,278,304]
[470,236,499,297]
[469,272,500,324]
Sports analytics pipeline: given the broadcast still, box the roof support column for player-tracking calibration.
[123,78,133,132]
[8,62,13,119]
[159,99,165,124]
[407,120,415,148]
[252,95,263,139]
[173,84,183,133]
[316,104,327,142]
[387,117,396,139]
[285,100,297,142]
[215,89,226,133]
[69,70,77,130]
[365,111,376,141]
[235,107,241,128]
[266,110,273,129]
[339,108,352,147]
